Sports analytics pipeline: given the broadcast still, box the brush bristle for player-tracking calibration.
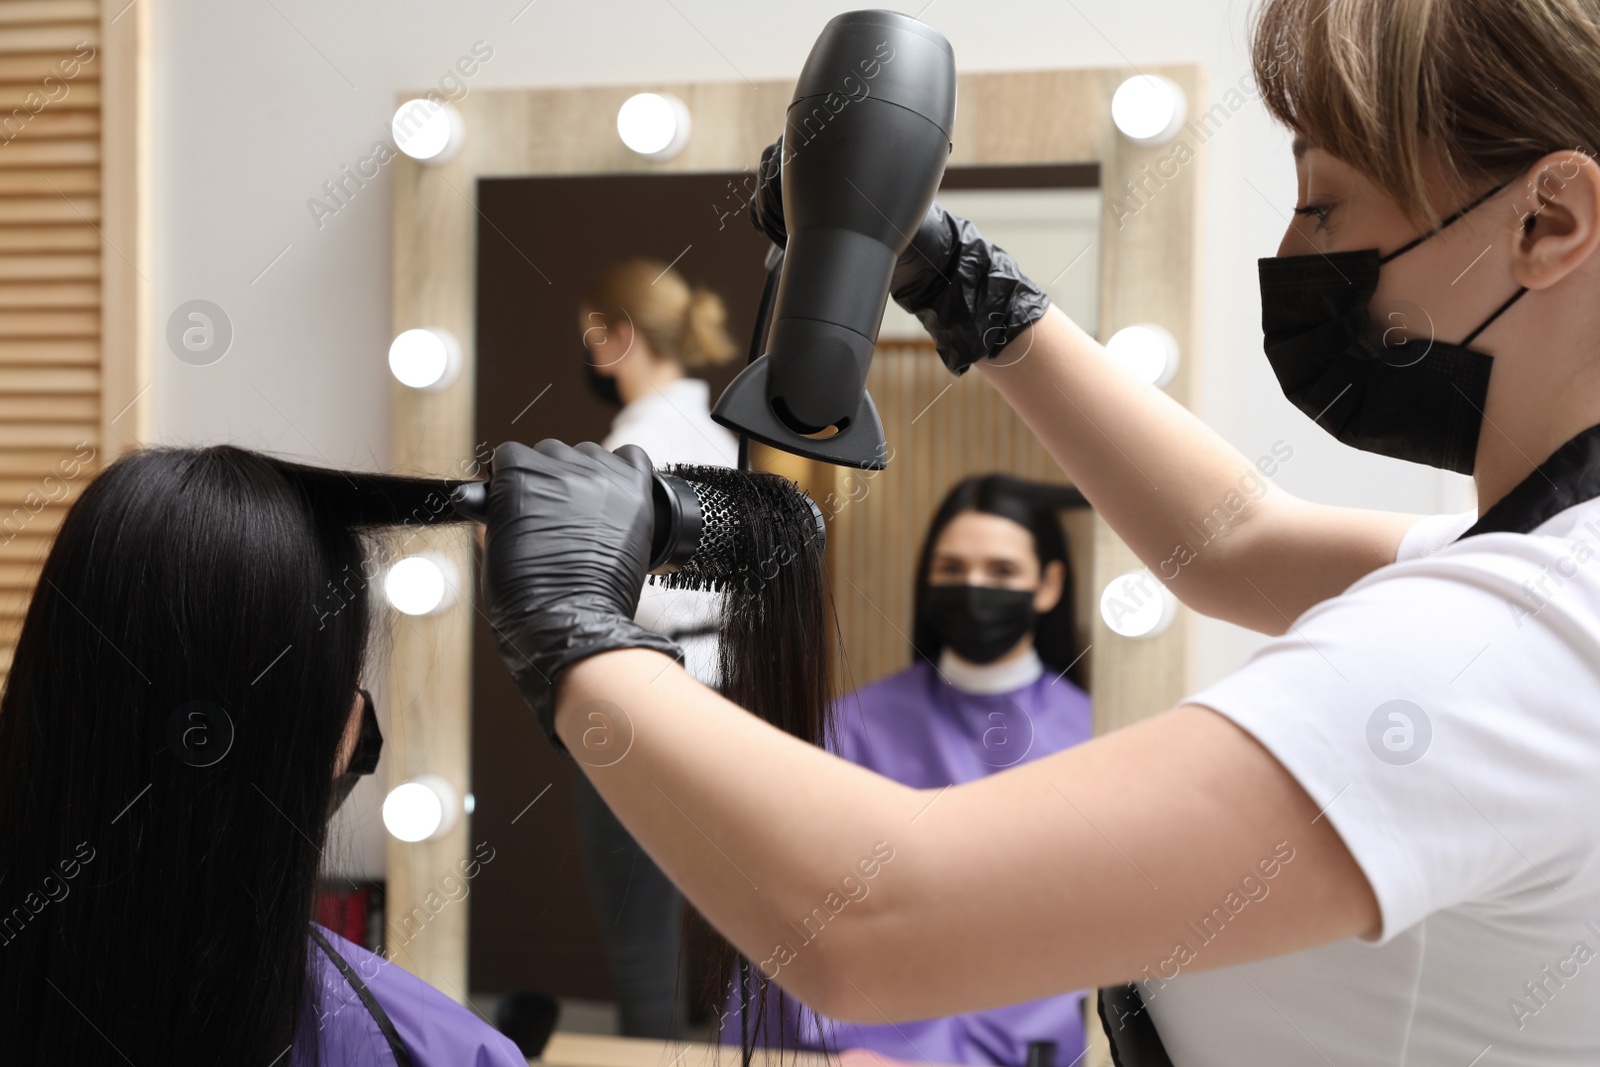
[648,465,824,594]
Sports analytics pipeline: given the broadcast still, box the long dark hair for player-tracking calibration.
[652,465,838,1062]
[715,470,834,1062]
[910,474,1085,690]
[0,445,468,1064]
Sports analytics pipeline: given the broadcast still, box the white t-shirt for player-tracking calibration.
[1150,499,1600,1065]
[603,378,739,687]
[1395,509,1480,563]
[601,377,740,469]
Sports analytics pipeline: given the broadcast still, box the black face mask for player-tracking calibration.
[921,585,1037,665]
[583,360,622,408]
[330,688,382,815]
[1258,181,1527,475]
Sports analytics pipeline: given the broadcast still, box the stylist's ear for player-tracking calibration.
[1509,150,1600,291]
[610,318,635,359]
[1034,559,1066,614]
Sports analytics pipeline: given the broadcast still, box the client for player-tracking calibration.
[720,475,1092,1065]
[0,445,524,1066]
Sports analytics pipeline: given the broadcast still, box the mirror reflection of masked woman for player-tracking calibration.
[721,475,1092,1066]
[572,258,739,1039]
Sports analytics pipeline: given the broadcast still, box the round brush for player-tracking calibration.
[450,463,825,592]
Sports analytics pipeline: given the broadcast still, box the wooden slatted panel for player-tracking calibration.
[824,341,1095,690]
[0,2,103,683]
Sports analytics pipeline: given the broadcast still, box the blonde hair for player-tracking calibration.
[1251,0,1600,227]
[581,258,738,371]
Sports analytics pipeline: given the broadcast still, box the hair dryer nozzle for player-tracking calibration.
[712,353,888,470]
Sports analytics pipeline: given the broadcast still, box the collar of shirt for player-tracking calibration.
[611,378,711,437]
[937,646,1044,695]
[1462,420,1600,539]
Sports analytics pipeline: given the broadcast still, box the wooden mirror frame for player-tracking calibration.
[387,65,1207,1005]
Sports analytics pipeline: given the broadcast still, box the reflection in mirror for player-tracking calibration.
[881,188,1101,341]
[470,170,770,1042]
[829,167,1101,691]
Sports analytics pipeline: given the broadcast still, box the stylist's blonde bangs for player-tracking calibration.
[1251,0,1600,227]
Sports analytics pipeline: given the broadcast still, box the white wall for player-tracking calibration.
[153,0,1472,764]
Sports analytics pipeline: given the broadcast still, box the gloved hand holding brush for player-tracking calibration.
[750,137,1052,375]
[479,439,681,756]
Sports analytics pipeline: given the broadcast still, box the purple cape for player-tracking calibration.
[722,660,1092,1066]
[294,923,525,1066]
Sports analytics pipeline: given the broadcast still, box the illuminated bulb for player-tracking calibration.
[391,99,465,164]
[1099,568,1176,638]
[382,775,459,843]
[1105,324,1179,388]
[617,92,691,160]
[1111,75,1186,146]
[388,328,461,391]
[384,555,454,616]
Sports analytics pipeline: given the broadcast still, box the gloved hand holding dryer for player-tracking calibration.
[750,137,1053,375]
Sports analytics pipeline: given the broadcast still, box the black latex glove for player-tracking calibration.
[480,439,682,756]
[750,138,1052,375]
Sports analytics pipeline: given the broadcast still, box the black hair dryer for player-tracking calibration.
[711,9,956,471]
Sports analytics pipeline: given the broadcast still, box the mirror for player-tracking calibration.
[387,67,1204,1067]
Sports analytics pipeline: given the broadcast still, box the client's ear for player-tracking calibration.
[334,690,363,776]
[1034,559,1066,614]
[1510,150,1600,291]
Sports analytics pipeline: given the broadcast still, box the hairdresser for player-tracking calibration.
[721,473,1093,1065]
[573,257,739,1038]
[480,0,1600,1060]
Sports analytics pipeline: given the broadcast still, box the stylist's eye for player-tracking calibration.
[1293,203,1333,229]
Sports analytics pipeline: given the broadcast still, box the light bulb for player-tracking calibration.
[1099,568,1177,638]
[1105,324,1179,387]
[382,775,459,842]
[384,555,453,616]
[391,99,465,164]
[617,93,691,160]
[388,328,461,391]
[1111,75,1186,146]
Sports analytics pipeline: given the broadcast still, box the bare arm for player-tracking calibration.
[559,648,1379,1023]
[983,306,1421,635]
